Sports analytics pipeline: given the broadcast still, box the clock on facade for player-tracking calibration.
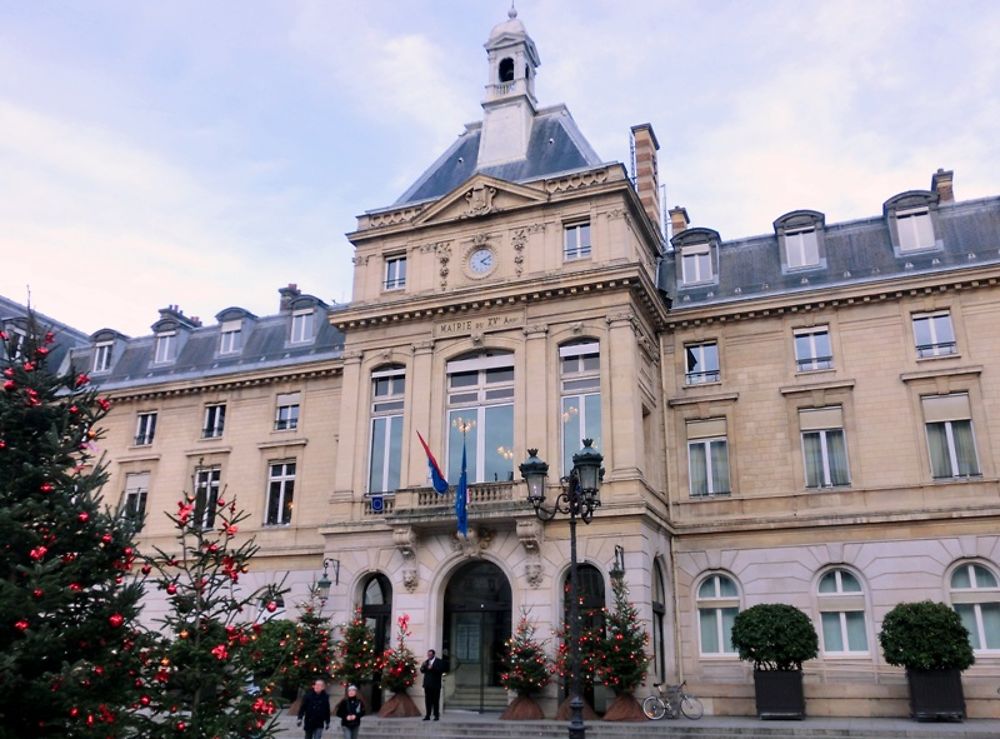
[467,247,495,275]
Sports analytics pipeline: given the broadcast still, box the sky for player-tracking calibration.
[2,0,998,337]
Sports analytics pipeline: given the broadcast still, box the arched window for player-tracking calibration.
[696,574,738,655]
[369,364,405,494]
[652,560,667,681]
[446,350,514,483]
[563,563,606,632]
[361,574,392,711]
[560,340,601,476]
[950,562,1000,652]
[498,57,514,83]
[817,568,868,655]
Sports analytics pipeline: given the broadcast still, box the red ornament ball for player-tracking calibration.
[108,613,124,628]
[77,512,90,523]
[39,482,54,494]
[15,619,29,631]
[265,601,278,613]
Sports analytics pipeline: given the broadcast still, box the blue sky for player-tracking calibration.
[2,0,998,336]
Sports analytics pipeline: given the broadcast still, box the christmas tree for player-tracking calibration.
[500,610,552,696]
[0,319,146,737]
[250,618,297,701]
[380,614,417,695]
[286,591,335,690]
[133,491,288,737]
[595,573,650,721]
[332,607,377,692]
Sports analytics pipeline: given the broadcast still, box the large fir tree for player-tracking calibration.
[0,321,146,737]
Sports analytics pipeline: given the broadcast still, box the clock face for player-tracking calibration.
[468,248,495,274]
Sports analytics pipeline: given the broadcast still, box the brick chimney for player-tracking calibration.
[931,168,954,203]
[630,123,661,233]
[279,283,301,312]
[668,206,690,238]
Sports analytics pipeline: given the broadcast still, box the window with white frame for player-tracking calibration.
[290,309,314,344]
[369,366,404,494]
[794,326,833,371]
[685,341,720,384]
[274,392,300,431]
[194,466,221,528]
[950,563,1000,652]
[922,394,979,479]
[4,325,27,360]
[912,310,956,358]
[817,569,869,654]
[219,320,242,354]
[560,341,601,477]
[122,471,149,531]
[800,407,850,488]
[134,411,157,446]
[785,228,820,268]
[697,574,739,655]
[564,222,592,260]
[446,351,514,484]
[154,331,176,363]
[265,461,295,526]
[687,419,730,497]
[681,244,713,284]
[202,404,226,439]
[896,207,935,251]
[93,341,113,373]
[384,254,407,290]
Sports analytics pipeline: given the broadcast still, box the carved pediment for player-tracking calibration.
[412,175,547,227]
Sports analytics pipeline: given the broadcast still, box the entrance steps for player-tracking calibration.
[447,685,508,711]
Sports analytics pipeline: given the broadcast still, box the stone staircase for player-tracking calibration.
[447,685,509,712]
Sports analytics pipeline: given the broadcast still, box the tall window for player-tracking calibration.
[202,404,226,439]
[265,461,295,526]
[800,407,850,488]
[912,310,956,358]
[950,563,1000,652]
[785,228,820,268]
[922,394,979,479]
[122,472,149,531]
[154,331,176,363]
[687,419,730,497]
[817,569,868,654]
[93,341,113,373]
[134,411,157,446]
[446,351,514,484]
[219,320,242,354]
[897,208,935,251]
[290,309,314,344]
[369,366,404,494]
[794,326,833,371]
[194,466,221,529]
[563,564,606,633]
[685,341,720,384]
[652,560,667,682]
[697,574,738,655]
[384,255,407,290]
[564,222,591,260]
[274,392,300,431]
[681,244,712,284]
[560,341,601,476]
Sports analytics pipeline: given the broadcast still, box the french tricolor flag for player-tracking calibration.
[416,430,449,494]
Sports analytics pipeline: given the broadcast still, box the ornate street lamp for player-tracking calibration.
[519,439,603,739]
[316,557,340,610]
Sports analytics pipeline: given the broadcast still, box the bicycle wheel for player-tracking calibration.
[680,695,704,720]
[642,695,667,720]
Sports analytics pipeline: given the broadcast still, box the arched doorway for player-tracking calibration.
[562,563,606,708]
[361,573,392,711]
[443,560,512,712]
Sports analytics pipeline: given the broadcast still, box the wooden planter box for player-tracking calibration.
[907,668,965,722]
[753,669,805,720]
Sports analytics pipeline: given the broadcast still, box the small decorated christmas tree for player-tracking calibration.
[288,592,335,689]
[499,610,552,720]
[0,319,146,737]
[332,607,378,693]
[596,573,650,721]
[553,620,601,720]
[378,613,420,717]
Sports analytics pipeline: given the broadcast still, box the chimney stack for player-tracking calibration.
[279,283,301,312]
[630,123,661,233]
[669,205,690,238]
[931,168,954,203]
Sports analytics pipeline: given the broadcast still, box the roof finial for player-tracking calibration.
[508,1,517,20]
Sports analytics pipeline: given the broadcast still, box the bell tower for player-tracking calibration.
[478,5,540,168]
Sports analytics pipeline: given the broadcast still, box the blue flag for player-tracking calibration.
[456,437,468,537]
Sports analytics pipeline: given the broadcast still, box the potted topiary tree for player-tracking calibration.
[730,603,818,719]
[878,600,974,721]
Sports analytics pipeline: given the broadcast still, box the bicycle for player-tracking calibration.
[642,680,704,720]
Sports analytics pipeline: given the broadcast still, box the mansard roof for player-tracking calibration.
[0,295,90,372]
[391,104,603,208]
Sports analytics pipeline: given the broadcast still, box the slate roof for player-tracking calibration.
[659,195,1000,309]
[0,295,90,373]
[391,104,604,208]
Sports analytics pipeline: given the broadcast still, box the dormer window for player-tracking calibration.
[775,210,825,272]
[786,228,819,268]
[92,341,113,373]
[219,320,242,354]
[154,331,176,363]
[290,309,314,344]
[884,191,940,254]
[896,207,935,252]
[681,244,712,284]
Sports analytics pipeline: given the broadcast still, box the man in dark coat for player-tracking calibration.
[297,679,331,738]
[420,649,446,721]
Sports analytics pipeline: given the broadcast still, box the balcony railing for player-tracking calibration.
[133,434,154,446]
[372,482,524,526]
[916,341,957,358]
[685,370,721,385]
[796,356,834,371]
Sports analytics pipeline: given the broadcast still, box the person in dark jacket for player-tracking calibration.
[297,679,331,739]
[335,684,365,739]
[419,649,446,721]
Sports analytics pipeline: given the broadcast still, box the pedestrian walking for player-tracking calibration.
[419,649,446,721]
[335,684,366,739]
[297,679,332,739]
